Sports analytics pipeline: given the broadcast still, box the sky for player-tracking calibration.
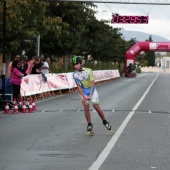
[94,3,170,40]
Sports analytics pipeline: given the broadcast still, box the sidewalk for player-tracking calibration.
[141,66,170,73]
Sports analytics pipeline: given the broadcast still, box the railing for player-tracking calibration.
[20,69,120,99]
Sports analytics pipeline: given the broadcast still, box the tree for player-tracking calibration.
[144,35,155,66]
[0,0,137,72]
[0,0,63,55]
[166,52,170,57]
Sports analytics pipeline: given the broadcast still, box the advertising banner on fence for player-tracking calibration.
[20,70,120,97]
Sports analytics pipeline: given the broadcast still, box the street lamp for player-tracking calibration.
[102,10,107,19]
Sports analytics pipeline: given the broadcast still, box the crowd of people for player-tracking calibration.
[7,54,51,102]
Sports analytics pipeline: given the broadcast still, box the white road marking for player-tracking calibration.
[88,74,159,170]
[41,109,47,112]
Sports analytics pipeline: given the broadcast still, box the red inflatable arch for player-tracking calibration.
[125,41,170,76]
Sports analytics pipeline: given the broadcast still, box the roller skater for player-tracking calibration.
[72,56,114,136]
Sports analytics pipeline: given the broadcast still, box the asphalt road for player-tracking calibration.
[0,72,170,170]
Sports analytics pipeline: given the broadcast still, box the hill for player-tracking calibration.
[120,30,170,42]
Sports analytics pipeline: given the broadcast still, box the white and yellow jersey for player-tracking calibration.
[72,67,99,104]
[73,68,99,104]
[72,67,94,89]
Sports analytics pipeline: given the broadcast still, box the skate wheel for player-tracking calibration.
[88,130,94,137]
[110,129,114,134]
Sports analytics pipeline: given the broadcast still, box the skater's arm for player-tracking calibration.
[87,80,95,100]
[86,68,95,100]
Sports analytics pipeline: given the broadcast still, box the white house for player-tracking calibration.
[161,57,170,68]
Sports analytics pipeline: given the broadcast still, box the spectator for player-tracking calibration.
[42,57,51,74]
[31,56,42,74]
[128,63,132,78]
[11,61,24,101]
[131,63,137,78]
[20,55,28,76]
[26,56,37,75]
[39,54,49,71]
[31,56,47,82]
[7,55,21,78]
[39,54,45,67]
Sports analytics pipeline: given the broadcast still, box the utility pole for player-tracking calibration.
[36,35,40,57]
[2,0,7,100]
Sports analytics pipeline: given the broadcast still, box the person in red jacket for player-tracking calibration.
[11,61,24,101]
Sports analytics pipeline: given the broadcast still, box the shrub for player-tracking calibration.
[136,67,141,73]
[51,61,127,76]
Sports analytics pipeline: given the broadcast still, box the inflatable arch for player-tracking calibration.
[125,41,170,76]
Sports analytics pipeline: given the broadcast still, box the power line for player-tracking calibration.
[104,3,114,13]
[56,0,170,5]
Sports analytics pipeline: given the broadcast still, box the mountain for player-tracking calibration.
[120,30,170,42]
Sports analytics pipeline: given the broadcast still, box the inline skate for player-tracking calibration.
[87,123,94,136]
[103,121,114,134]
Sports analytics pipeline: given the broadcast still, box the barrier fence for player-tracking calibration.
[19,69,120,100]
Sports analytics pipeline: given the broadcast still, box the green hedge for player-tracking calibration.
[51,62,141,76]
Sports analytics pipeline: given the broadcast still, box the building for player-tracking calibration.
[161,57,170,68]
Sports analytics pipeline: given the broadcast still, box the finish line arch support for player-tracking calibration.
[125,41,170,77]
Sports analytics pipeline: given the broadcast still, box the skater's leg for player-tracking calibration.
[93,104,106,121]
[84,104,94,136]
[93,104,113,132]
[84,104,91,124]
[90,88,106,121]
